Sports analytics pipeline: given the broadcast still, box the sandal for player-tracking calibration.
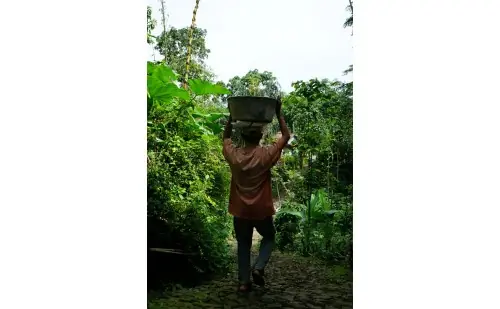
[252,269,265,286]
[237,282,252,293]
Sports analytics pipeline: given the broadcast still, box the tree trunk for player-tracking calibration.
[184,0,201,89]
[159,0,168,62]
[336,149,340,180]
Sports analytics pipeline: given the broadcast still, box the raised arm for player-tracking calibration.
[263,97,291,167]
[223,114,233,140]
[222,113,234,164]
[276,97,291,142]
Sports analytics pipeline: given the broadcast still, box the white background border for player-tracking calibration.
[1,0,499,308]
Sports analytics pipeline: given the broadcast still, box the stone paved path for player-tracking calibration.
[148,232,352,309]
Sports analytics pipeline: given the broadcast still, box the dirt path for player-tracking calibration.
[148,232,353,309]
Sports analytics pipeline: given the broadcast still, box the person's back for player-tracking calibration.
[223,136,287,219]
[222,98,290,292]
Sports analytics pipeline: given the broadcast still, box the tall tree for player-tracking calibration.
[147,6,157,45]
[226,70,282,98]
[159,0,168,61]
[343,1,353,83]
[184,0,202,88]
[155,27,214,81]
[283,78,353,188]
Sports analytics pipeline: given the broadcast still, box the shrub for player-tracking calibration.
[274,189,353,267]
[147,62,233,290]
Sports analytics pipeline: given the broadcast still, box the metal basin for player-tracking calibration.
[228,96,277,123]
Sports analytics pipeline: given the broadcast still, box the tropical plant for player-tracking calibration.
[344,0,353,33]
[226,69,282,98]
[147,6,157,44]
[275,189,353,264]
[269,75,353,266]
[155,27,214,81]
[147,61,234,289]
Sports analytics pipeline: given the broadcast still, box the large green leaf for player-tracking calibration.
[147,62,186,102]
[189,112,226,135]
[189,79,231,95]
[147,76,190,102]
[278,210,304,219]
[203,122,223,134]
[147,93,154,115]
[152,65,177,83]
[191,112,226,122]
[191,112,208,119]
[205,112,226,122]
[310,189,330,212]
[147,62,155,75]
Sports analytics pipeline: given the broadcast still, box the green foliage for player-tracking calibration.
[155,27,214,81]
[189,79,231,96]
[147,62,233,287]
[226,70,282,98]
[272,77,353,267]
[147,65,189,102]
[274,200,305,251]
[147,61,231,135]
[283,78,353,188]
[275,190,353,265]
[147,6,157,44]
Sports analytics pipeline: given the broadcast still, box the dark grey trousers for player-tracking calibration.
[233,216,276,284]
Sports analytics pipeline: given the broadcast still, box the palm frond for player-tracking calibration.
[343,16,353,28]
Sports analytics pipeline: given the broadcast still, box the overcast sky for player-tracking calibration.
[146,0,353,92]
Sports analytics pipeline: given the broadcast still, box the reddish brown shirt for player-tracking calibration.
[223,137,288,220]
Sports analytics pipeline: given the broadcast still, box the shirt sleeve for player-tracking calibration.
[222,138,234,164]
[262,135,289,168]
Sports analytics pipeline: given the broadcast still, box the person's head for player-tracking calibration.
[241,127,263,146]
